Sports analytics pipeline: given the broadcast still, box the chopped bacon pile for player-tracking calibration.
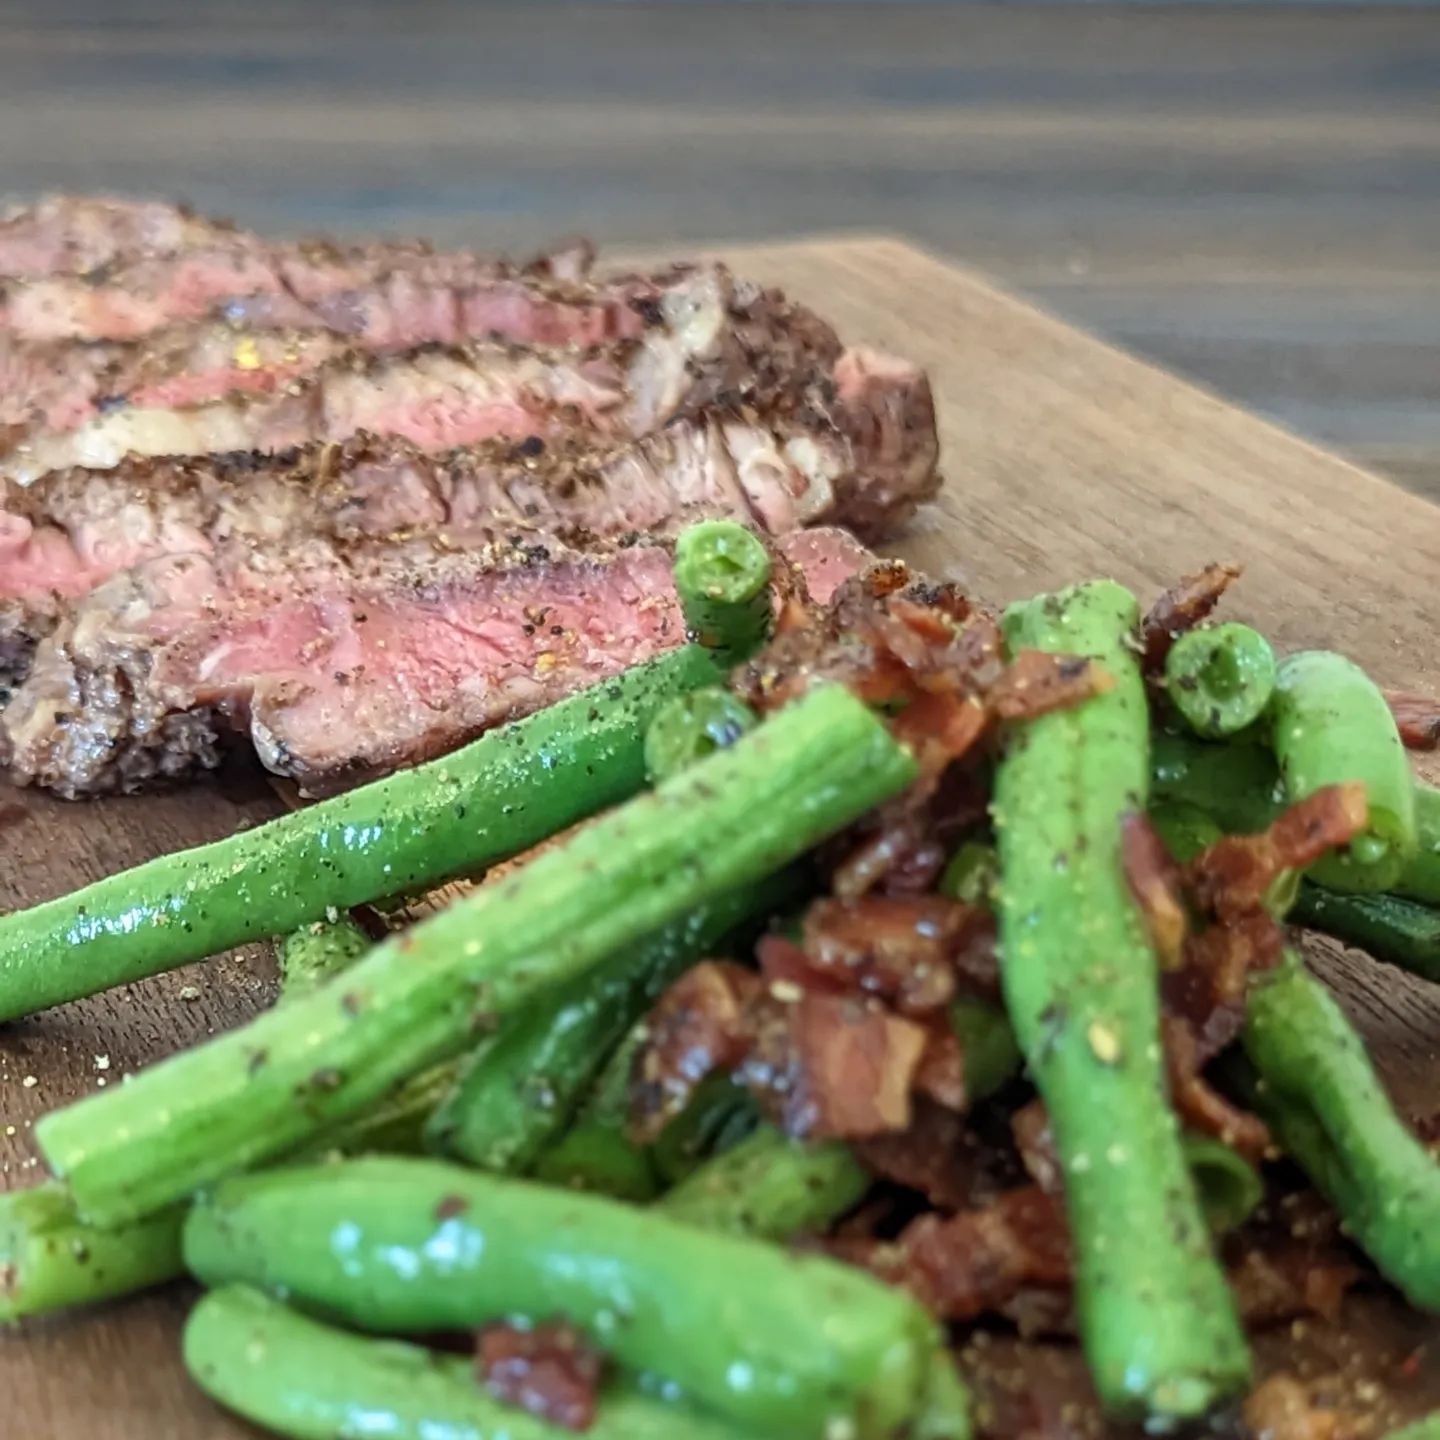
[737,561,1110,903]
[1140,561,1242,675]
[845,1143,1360,1335]
[1385,689,1440,751]
[1119,783,1368,1157]
[630,891,999,1145]
[476,1321,604,1432]
[738,562,1110,782]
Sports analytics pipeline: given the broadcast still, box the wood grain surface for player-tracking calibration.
[2,236,1439,1434]
[1,1,1438,501]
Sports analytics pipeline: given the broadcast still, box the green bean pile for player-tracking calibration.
[3,529,1439,1439]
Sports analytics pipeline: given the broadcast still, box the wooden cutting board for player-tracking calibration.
[2,236,1438,1435]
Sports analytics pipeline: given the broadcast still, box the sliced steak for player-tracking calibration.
[1,527,870,798]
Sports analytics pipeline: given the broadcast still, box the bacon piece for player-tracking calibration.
[889,690,988,773]
[798,894,989,1016]
[629,961,760,1143]
[987,649,1112,721]
[1120,812,1189,969]
[1141,562,1242,674]
[1011,1099,1064,1196]
[1228,1242,1360,1329]
[1164,1017,1272,1159]
[1187,784,1368,921]
[1165,909,1283,1054]
[882,1187,1072,1322]
[744,991,929,1139]
[853,1101,998,1210]
[1385,689,1440,750]
[914,1024,968,1111]
[1242,1374,1357,1440]
[476,1321,604,1432]
[830,817,948,898]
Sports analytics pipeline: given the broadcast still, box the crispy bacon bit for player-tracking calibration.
[1166,910,1283,1052]
[831,817,947,898]
[1228,1241,1361,1329]
[1187,785,1368,921]
[1385,689,1440,750]
[853,1101,999,1210]
[914,1024,968,1111]
[476,1322,603,1432]
[987,650,1112,721]
[884,1187,1072,1322]
[890,691,989,773]
[756,933,845,995]
[629,961,759,1143]
[1242,1374,1357,1440]
[1164,1017,1272,1159]
[744,991,929,1139]
[1120,812,1189,970]
[1150,784,1368,1154]
[799,894,989,1015]
[1011,1100,1063,1196]
[1141,562,1242,674]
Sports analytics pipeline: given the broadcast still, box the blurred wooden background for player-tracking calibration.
[1,1,1438,500]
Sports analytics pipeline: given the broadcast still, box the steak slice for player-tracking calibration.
[0,196,240,279]
[1,527,871,798]
[0,262,846,483]
[0,411,864,682]
[0,408,855,590]
[0,195,585,342]
[0,241,651,347]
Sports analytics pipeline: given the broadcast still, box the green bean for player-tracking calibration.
[949,997,1021,1101]
[912,1353,974,1440]
[0,1053,472,1324]
[1147,801,1224,862]
[644,687,758,784]
[994,579,1249,1421]
[183,1157,940,1439]
[938,841,998,906]
[0,1182,184,1322]
[1271,651,1417,892]
[1291,885,1440,983]
[278,917,370,1003]
[185,1284,756,1440]
[1150,731,1283,835]
[673,519,774,664]
[1396,782,1440,905]
[658,1125,868,1241]
[1179,1135,1263,1236]
[0,648,719,1022]
[425,879,788,1174]
[39,684,916,1226]
[1384,1417,1440,1440]
[1164,623,1277,739]
[531,1020,663,1201]
[650,1072,759,1186]
[1241,953,1440,1310]
[309,1060,460,1160]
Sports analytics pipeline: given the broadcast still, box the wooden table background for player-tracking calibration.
[0,1,1438,500]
